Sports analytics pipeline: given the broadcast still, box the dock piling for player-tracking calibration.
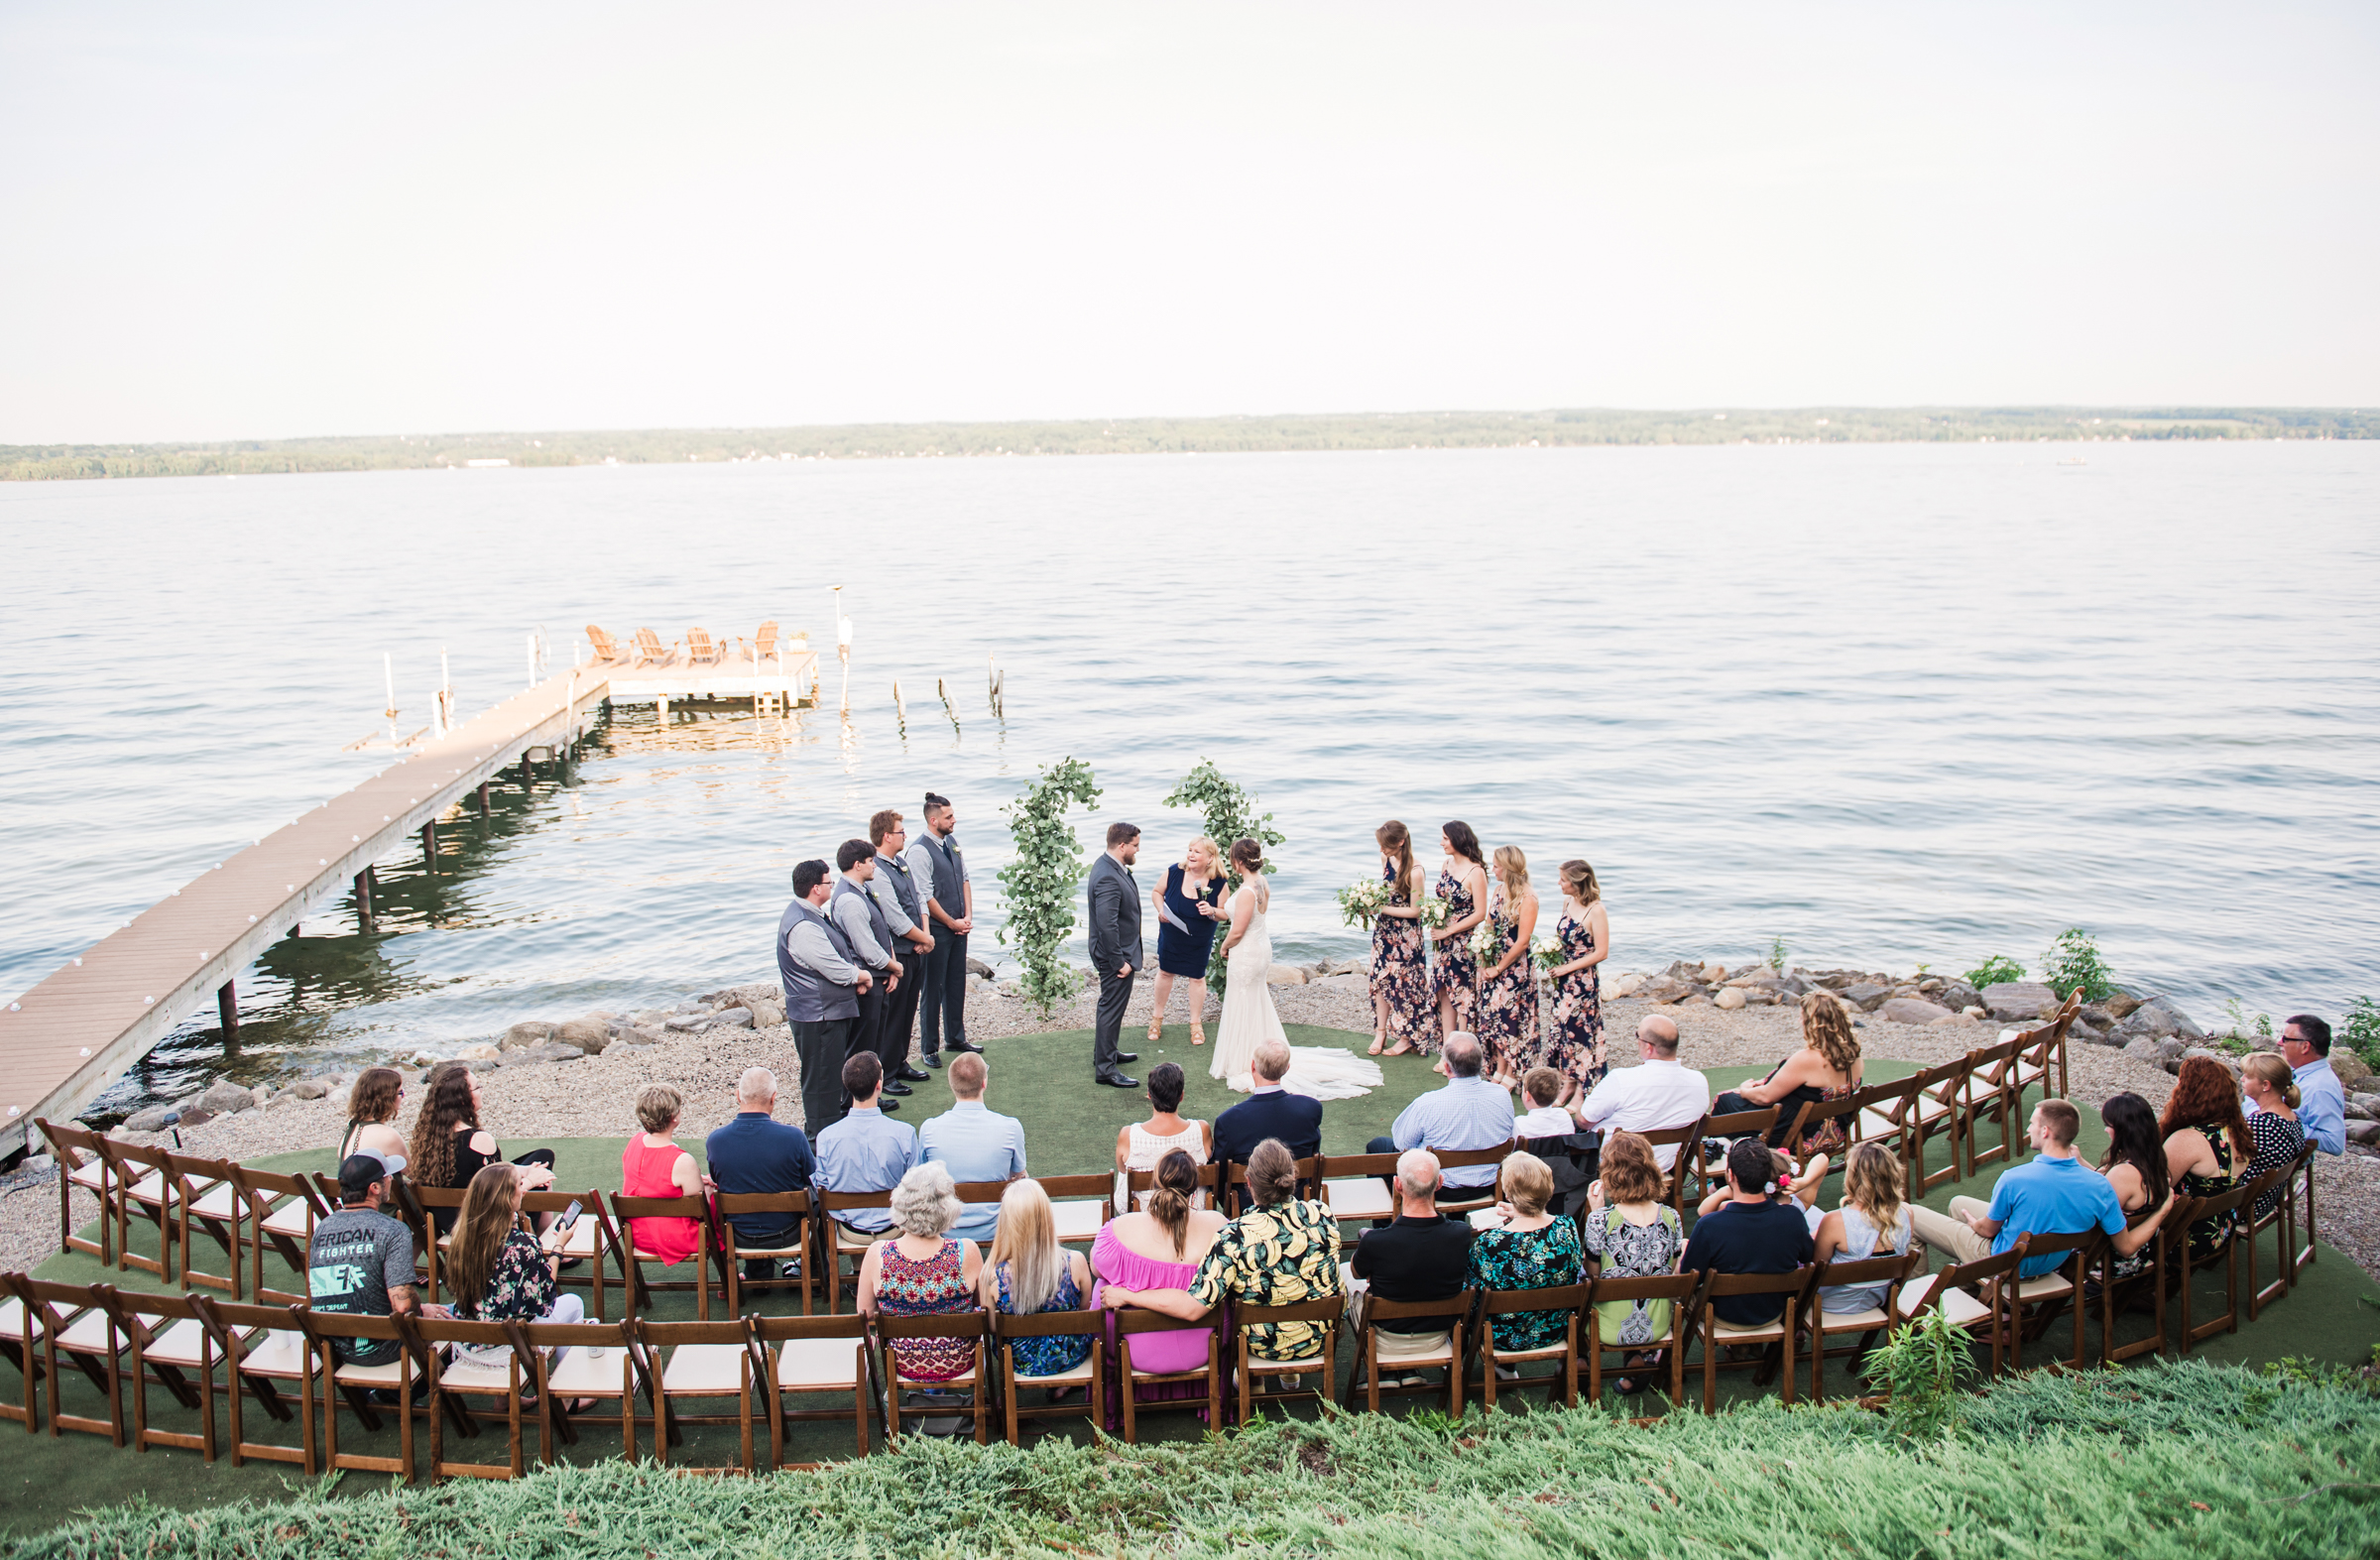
[217,980,238,1041]
[353,868,374,929]
[421,819,437,870]
[477,780,490,815]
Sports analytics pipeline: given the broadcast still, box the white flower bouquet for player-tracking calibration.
[1337,877,1391,927]
[1416,896,1452,932]
[1532,932,1565,973]
[1468,920,1504,966]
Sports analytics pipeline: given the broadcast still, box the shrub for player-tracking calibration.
[2042,927,2117,1003]
[1965,954,2025,990]
[995,757,1102,1015]
[1767,934,1789,970]
[1864,1303,1976,1439]
[2343,996,2380,1072]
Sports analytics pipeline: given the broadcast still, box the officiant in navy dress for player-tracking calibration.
[1147,835,1227,1050]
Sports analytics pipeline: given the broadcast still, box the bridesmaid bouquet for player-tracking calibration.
[1337,878,1391,926]
[1531,932,1565,973]
[1416,897,1452,932]
[1468,920,1504,965]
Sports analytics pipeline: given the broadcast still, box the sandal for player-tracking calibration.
[1380,1043,1417,1058]
[1368,1031,1387,1055]
[1190,1023,1206,1047]
[1146,1017,1163,1044]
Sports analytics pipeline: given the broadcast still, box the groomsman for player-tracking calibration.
[778,859,872,1137]
[867,808,935,1088]
[829,841,902,1104]
[906,791,980,1066]
[1086,821,1143,1088]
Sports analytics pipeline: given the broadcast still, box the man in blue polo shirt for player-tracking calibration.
[1910,1099,2175,1275]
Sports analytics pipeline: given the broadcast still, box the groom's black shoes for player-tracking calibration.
[1112,1051,1138,1065]
[1096,1072,1138,1089]
[894,1066,930,1083]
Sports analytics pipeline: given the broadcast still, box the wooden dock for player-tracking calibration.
[0,638,816,1157]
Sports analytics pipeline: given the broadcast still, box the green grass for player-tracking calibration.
[9,1363,2380,1558]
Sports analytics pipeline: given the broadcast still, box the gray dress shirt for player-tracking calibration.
[783,917,862,985]
[829,876,893,969]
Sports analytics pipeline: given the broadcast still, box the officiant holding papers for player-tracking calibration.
[1146,836,1229,1050]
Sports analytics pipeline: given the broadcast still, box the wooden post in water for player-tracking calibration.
[477,780,491,814]
[421,819,437,871]
[354,868,375,929]
[217,980,238,1040]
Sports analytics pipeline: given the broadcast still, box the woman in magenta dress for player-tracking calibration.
[1368,820,1433,1058]
[619,1083,702,1265]
[1544,858,1612,1102]
[1089,1149,1226,1421]
[1429,821,1489,1070]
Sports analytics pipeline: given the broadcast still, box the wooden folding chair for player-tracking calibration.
[187,1295,318,1471]
[97,1139,184,1280]
[1956,1036,2026,1179]
[1231,1296,1343,1425]
[1859,1056,1967,1198]
[298,1310,426,1481]
[2010,991,2081,1116]
[1584,1271,1701,1409]
[1895,1241,2027,1381]
[611,1192,716,1319]
[1318,1151,1398,1224]
[2243,1161,2297,1318]
[2288,1139,2320,1282]
[166,1151,248,1297]
[1694,1266,1816,1412]
[1226,1155,1324,1218]
[636,1317,761,1470]
[224,1162,330,1304]
[2090,1214,2171,1365]
[1124,1161,1220,1213]
[991,1306,1106,1444]
[10,1277,124,1445]
[1804,1251,1922,1402]
[818,1190,895,1312]
[1468,1282,1591,1411]
[1036,1174,1117,1248]
[409,1314,537,1482]
[519,1188,610,1321]
[1780,1083,1905,1170]
[527,1317,644,1464]
[2002,1231,2095,1373]
[1433,1143,1516,1217]
[749,1313,873,1464]
[1115,1310,1224,1443]
[35,1119,113,1265]
[90,1285,216,1460]
[876,1312,991,1444]
[1634,1123,1706,1218]
[400,1181,469,1301]
[715,1191,814,1316]
[2175,1184,2253,1353]
[0,1273,49,1433]
[1345,1290,1472,1414]
[1677,1109,1777,1208]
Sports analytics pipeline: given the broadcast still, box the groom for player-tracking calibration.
[1086,821,1143,1088]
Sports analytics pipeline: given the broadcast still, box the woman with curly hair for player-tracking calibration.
[1710,991,1864,1152]
[408,1062,554,1234]
[2162,1055,2252,1259]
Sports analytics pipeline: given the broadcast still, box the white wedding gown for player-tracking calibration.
[1210,890,1383,1101]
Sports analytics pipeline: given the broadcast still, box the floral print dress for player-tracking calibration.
[995,1261,1091,1377]
[1466,1219,1585,1351]
[2178,1124,2238,1260]
[1582,1204,1683,1348]
[1368,862,1434,1052]
[1473,889,1541,1077]
[1428,867,1481,1039]
[875,1238,978,1381]
[1545,905,1607,1089]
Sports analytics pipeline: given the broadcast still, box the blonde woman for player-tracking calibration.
[1473,845,1541,1090]
[1149,836,1228,1046]
[978,1179,1097,1386]
[2240,1053,2306,1220]
[1813,1142,1914,1315]
[1368,820,1433,1058]
[1714,992,1864,1155]
[1543,860,1611,1101]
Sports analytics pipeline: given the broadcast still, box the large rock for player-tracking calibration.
[2122,1036,2169,1066]
[1843,984,1891,1013]
[122,1107,175,1134]
[457,1042,501,1062]
[502,1020,558,1051]
[1927,1012,1981,1027]
[2346,1120,2380,1148]
[2103,993,2144,1020]
[2332,1050,2375,1089]
[1713,987,1746,1011]
[1981,982,2057,1021]
[177,1108,215,1129]
[1264,965,1307,986]
[2180,1046,2242,1078]
[1880,997,1953,1026]
[966,957,996,980]
[1637,977,1693,1006]
[1608,972,1645,999]
[702,1007,755,1030]
[1309,972,1368,992]
[2133,997,2205,1042]
[197,1080,257,1116]
[1939,982,1980,1015]
[554,1017,611,1052]
[287,1078,333,1100]
[749,1000,785,1028]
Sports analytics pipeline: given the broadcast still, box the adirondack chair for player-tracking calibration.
[631,628,672,667]
[585,626,626,663]
[682,628,724,666]
[749,620,782,673]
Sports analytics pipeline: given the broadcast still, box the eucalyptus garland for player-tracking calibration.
[997,757,1102,1015]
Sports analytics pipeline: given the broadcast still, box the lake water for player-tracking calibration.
[4,441,2376,1116]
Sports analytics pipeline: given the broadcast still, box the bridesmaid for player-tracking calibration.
[1475,845,1541,1089]
[1148,835,1228,1048]
[1367,820,1433,1058]
[1430,821,1489,1072]
[1544,858,1611,1104]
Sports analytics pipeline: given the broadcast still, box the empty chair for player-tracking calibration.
[0,1275,48,1433]
[1318,1150,1398,1224]
[631,628,673,667]
[749,1313,872,1465]
[525,1317,643,1465]
[636,1318,762,1470]
[1896,1243,2028,1381]
[91,1286,220,1461]
[167,1151,248,1297]
[9,1277,125,1445]
[683,628,724,666]
[35,1119,114,1265]
[97,1139,183,1281]
[187,1295,320,1473]
[585,625,626,663]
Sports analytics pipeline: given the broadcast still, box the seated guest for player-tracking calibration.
[2240,1054,2308,1219]
[1911,1099,2173,1276]
[1711,993,1862,1153]
[1583,1131,1683,1388]
[1680,1139,1815,1329]
[2262,1014,2345,1156]
[705,1065,815,1281]
[813,1051,919,1237]
[445,1162,587,1398]
[856,1162,982,1383]
[1465,1150,1584,1356]
[978,1179,1096,1384]
[335,1067,410,1176]
[1813,1141,1913,1314]
[1100,1139,1342,1367]
[1698,1143,1828,1233]
[917,1051,1026,1244]
[1350,1150,1476,1360]
[1213,1040,1323,1169]
[1513,1068,1576,1141]
[408,1062,555,1235]
[2096,1093,2173,1280]
[1115,1062,1213,1210]
[308,1153,439,1366]
[2163,1056,2251,1260]
[1368,1033,1510,1197]
[1091,1148,1228,1399]
[621,1083,703,1266]
[1575,1016,1711,1172]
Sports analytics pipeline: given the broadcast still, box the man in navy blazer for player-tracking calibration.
[1212,1039,1323,1173]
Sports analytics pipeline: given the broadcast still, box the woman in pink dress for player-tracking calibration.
[619,1083,703,1266]
[1090,1149,1226,1421]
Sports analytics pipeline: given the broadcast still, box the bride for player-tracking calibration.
[1209,839,1383,1101]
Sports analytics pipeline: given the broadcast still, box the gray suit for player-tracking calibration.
[1086,853,1144,1077]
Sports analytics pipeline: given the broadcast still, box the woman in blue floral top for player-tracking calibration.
[978,1180,1096,1384]
[1464,1152,1584,1352]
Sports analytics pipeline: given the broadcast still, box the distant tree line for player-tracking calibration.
[5,406,2372,482]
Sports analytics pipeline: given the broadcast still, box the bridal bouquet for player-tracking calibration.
[1531,932,1565,973]
[1416,896,1452,932]
[1468,920,1504,966]
[1337,878,1391,927]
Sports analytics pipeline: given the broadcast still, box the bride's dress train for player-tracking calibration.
[1209,901,1382,1101]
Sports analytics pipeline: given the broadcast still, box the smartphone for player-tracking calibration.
[554,1200,582,1233]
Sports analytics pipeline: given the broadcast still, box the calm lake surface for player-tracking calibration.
[4,441,2376,1115]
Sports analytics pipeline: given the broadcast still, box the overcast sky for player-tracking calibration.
[3,2,2374,443]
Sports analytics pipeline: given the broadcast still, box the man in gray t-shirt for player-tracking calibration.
[307,1153,423,1364]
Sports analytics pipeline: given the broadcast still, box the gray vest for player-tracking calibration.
[875,851,924,929]
[832,876,892,967]
[777,897,860,1023]
[921,831,966,922]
